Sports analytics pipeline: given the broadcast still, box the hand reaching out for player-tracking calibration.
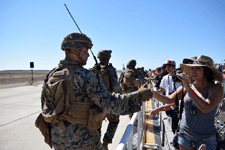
[150,109,159,117]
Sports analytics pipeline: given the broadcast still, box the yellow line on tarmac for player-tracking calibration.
[143,98,155,150]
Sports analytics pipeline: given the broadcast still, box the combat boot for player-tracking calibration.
[103,141,109,150]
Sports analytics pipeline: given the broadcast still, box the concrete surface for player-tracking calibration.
[0,82,130,150]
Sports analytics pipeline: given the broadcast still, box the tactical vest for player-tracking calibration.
[90,64,112,92]
[123,69,136,86]
[35,62,105,148]
[99,65,112,92]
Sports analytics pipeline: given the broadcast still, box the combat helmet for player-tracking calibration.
[127,59,136,68]
[97,50,112,59]
[61,32,93,50]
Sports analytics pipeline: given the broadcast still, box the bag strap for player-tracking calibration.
[179,86,185,120]
[64,66,79,112]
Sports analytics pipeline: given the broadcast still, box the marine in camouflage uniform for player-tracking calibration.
[118,60,145,118]
[90,50,122,150]
[119,60,145,93]
[40,32,152,150]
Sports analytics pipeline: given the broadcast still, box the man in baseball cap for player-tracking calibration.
[163,60,176,66]
[157,59,181,95]
[157,59,182,133]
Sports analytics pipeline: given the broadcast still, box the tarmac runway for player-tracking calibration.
[0,82,130,150]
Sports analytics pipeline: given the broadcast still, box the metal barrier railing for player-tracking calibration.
[116,101,145,150]
[160,105,176,150]
[146,81,177,150]
[116,81,157,150]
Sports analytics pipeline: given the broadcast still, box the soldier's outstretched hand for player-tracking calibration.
[137,84,153,102]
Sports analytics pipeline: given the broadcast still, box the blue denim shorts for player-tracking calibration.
[177,133,217,150]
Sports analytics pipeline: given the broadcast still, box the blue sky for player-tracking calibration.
[1,0,224,71]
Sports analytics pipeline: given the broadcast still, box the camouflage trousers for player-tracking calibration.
[51,122,103,150]
[103,114,120,143]
[126,86,139,119]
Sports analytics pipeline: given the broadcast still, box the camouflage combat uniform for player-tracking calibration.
[90,62,122,144]
[119,68,145,93]
[118,60,145,118]
[50,60,141,150]
[90,63,122,94]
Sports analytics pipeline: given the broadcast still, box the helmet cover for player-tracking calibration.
[61,32,93,50]
[97,50,112,59]
[127,59,136,68]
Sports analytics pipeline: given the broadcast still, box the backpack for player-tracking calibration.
[35,63,78,148]
[41,65,78,123]
[123,69,136,86]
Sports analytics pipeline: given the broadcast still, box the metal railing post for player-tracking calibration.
[116,112,138,150]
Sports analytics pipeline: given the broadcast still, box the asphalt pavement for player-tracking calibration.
[0,82,130,150]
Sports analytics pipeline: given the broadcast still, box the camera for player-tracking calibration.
[172,68,183,83]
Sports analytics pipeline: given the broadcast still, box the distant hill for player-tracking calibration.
[1,70,122,72]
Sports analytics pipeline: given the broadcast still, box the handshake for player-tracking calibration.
[137,84,153,102]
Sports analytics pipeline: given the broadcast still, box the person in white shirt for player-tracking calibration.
[155,59,182,133]
[157,60,182,95]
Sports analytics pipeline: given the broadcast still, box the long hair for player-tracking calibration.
[203,67,214,83]
[174,85,184,120]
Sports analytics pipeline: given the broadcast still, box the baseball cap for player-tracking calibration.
[163,60,176,66]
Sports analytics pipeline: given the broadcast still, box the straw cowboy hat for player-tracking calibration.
[180,55,223,81]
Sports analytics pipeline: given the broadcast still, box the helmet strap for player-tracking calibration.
[74,50,86,66]
[65,49,86,66]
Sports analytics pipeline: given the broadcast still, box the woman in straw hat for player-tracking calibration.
[151,55,223,150]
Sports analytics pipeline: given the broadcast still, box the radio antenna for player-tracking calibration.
[64,4,82,33]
